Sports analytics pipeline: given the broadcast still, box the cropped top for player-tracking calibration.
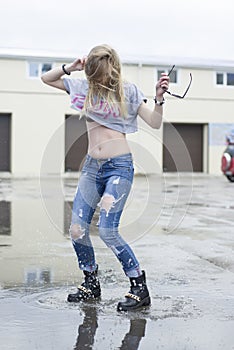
[63,78,146,134]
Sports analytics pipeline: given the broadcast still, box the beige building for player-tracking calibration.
[1,50,234,288]
[1,49,234,176]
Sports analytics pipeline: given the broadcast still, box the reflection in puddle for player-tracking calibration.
[1,177,234,349]
[118,318,146,350]
[73,304,147,350]
[73,305,98,350]
[24,267,52,285]
[0,200,11,236]
[21,288,148,349]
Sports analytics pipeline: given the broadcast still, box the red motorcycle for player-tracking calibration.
[221,130,234,182]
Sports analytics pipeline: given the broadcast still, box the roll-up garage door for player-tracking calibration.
[0,114,11,172]
[65,114,88,172]
[163,123,203,172]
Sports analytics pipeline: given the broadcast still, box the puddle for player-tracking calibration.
[1,175,234,349]
[17,285,201,321]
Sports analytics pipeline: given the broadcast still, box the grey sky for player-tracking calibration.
[1,0,234,61]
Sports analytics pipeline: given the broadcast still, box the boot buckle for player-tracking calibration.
[125,292,141,302]
[78,285,92,294]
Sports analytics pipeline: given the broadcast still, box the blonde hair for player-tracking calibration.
[82,44,127,118]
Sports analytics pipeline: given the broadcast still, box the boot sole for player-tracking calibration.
[67,290,101,303]
[67,295,101,303]
[117,296,151,312]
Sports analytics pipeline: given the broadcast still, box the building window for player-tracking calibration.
[157,67,177,83]
[216,72,234,86]
[216,73,223,85]
[227,73,234,86]
[27,62,53,78]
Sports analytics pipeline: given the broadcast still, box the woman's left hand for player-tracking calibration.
[66,56,87,73]
[155,73,170,99]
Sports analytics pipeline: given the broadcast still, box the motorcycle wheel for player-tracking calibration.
[226,175,234,182]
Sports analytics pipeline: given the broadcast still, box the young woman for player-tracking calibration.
[41,44,169,311]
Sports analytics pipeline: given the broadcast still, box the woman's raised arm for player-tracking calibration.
[41,57,86,90]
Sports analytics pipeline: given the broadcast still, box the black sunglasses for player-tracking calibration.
[165,65,192,99]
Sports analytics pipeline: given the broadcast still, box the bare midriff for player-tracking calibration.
[86,120,131,159]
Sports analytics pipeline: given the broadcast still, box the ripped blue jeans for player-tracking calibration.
[70,153,141,278]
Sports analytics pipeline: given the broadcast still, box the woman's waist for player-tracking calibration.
[86,152,133,163]
[87,143,131,159]
[88,132,130,159]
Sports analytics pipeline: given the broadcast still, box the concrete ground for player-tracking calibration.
[0,173,234,350]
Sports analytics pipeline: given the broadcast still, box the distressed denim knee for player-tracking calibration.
[69,220,97,272]
[70,223,86,241]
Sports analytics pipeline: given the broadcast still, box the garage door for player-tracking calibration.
[0,114,11,172]
[163,123,203,172]
[65,115,88,172]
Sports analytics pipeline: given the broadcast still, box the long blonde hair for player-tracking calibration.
[82,44,127,118]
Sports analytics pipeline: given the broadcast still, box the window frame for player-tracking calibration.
[215,71,234,87]
[156,66,179,85]
[27,61,54,79]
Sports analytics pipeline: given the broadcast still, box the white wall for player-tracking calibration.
[1,58,234,175]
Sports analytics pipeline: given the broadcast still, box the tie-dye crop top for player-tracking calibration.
[63,78,146,134]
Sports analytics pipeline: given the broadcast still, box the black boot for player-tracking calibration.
[117,271,151,311]
[67,267,101,302]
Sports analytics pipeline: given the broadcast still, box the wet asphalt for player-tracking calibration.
[0,173,234,350]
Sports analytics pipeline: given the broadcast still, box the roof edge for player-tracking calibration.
[1,47,234,70]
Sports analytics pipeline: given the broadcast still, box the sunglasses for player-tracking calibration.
[165,65,192,99]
